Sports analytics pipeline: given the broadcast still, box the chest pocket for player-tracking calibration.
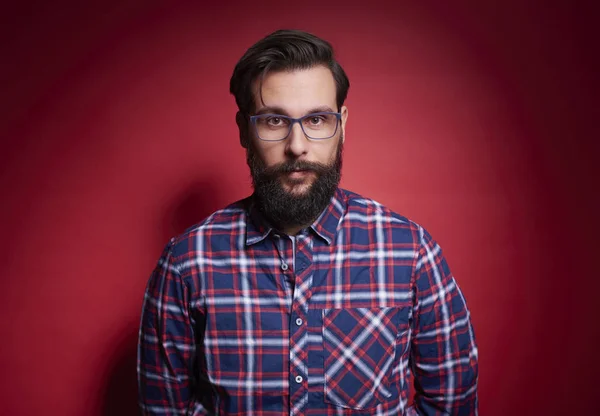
[322,306,404,409]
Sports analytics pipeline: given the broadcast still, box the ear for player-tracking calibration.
[340,105,348,144]
[236,111,249,149]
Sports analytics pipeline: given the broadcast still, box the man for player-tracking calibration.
[138,29,478,415]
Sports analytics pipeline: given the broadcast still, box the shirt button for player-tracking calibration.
[295,375,303,383]
[295,318,303,326]
[281,263,288,271]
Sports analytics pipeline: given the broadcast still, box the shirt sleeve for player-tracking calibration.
[137,239,207,415]
[408,227,479,415]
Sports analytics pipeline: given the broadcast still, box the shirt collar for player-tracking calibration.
[245,187,347,246]
[245,198,274,246]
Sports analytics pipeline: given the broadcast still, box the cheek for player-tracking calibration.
[320,141,340,164]
[254,141,285,166]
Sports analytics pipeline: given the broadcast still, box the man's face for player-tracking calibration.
[243,65,348,229]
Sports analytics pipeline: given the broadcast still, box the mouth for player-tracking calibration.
[288,170,310,178]
[286,169,312,179]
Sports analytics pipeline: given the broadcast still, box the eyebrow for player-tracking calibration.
[254,105,335,116]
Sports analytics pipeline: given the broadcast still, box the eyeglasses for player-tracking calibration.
[249,112,342,141]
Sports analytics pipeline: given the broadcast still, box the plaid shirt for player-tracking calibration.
[138,188,478,415]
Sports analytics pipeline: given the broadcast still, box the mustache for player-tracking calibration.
[262,160,330,176]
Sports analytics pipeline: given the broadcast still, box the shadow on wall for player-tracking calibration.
[102,328,139,416]
[162,180,225,243]
[101,180,223,415]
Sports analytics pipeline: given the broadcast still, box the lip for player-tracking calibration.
[287,170,310,179]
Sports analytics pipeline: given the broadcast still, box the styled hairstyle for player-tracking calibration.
[230,29,350,115]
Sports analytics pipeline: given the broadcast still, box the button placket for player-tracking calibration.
[287,234,313,405]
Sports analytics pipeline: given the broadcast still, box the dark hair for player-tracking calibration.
[230,29,350,115]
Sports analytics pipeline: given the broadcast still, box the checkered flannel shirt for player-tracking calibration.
[138,188,478,415]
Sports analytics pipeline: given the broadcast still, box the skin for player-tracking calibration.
[236,65,349,235]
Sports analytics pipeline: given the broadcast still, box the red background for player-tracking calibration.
[1,1,598,415]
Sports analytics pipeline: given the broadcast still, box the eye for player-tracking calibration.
[308,115,325,125]
[266,116,287,127]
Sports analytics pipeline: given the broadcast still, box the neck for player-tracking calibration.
[281,224,307,236]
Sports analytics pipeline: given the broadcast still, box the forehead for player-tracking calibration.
[253,65,337,115]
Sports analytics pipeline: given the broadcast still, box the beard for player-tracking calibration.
[247,136,343,231]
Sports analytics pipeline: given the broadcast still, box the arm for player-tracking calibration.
[137,239,206,415]
[409,227,479,415]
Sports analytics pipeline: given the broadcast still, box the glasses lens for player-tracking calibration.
[254,115,291,141]
[302,113,338,139]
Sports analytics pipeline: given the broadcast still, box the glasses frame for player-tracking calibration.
[249,111,342,142]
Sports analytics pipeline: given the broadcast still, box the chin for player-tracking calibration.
[283,181,313,196]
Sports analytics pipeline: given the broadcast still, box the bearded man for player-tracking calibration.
[138,29,479,416]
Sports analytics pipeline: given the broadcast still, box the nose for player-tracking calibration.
[285,121,309,157]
